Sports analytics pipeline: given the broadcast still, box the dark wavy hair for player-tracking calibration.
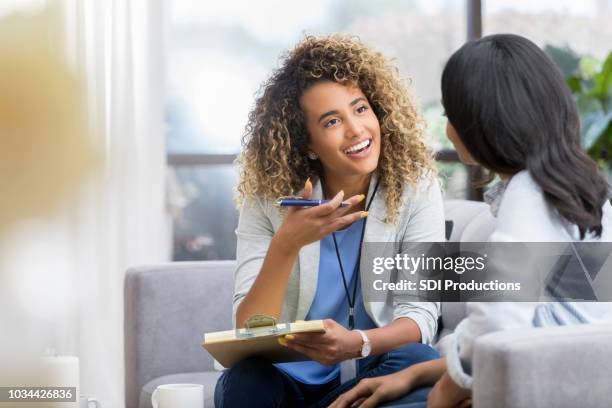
[441,34,609,238]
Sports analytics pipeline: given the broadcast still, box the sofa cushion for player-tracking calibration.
[473,324,612,408]
[125,261,235,408]
[443,199,490,242]
[140,371,222,408]
[439,200,494,335]
[440,302,467,334]
[460,208,496,242]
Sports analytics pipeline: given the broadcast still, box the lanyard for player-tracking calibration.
[330,179,380,330]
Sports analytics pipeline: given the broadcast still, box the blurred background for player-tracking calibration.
[0,1,610,407]
[165,0,612,262]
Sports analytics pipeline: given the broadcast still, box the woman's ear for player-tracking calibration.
[307,151,318,160]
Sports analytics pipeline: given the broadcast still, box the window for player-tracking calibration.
[483,0,612,59]
[166,0,470,260]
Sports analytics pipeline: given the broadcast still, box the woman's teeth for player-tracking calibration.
[344,139,371,154]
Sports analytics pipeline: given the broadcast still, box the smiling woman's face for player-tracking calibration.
[300,81,381,180]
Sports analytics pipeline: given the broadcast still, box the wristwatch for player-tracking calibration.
[354,329,371,358]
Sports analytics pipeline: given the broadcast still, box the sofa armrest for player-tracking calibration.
[124,261,235,408]
[472,324,612,408]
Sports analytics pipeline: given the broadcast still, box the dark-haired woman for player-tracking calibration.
[331,33,612,408]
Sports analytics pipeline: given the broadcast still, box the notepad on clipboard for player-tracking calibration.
[201,314,326,368]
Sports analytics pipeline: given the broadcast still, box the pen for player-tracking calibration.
[276,198,349,207]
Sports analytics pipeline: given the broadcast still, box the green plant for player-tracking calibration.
[545,46,612,173]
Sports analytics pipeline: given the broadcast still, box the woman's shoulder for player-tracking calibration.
[400,171,442,200]
[492,171,609,242]
[237,195,282,231]
[493,171,572,241]
[390,173,445,241]
[395,172,444,215]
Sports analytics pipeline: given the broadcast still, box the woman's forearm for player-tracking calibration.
[235,235,299,327]
[365,317,422,356]
[406,357,446,389]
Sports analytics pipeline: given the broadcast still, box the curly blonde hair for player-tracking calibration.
[236,35,435,224]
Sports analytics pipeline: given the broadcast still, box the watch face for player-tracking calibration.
[361,342,372,357]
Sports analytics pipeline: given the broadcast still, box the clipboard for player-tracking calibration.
[201,314,326,368]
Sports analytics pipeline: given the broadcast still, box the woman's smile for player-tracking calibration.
[343,138,372,157]
[300,81,381,178]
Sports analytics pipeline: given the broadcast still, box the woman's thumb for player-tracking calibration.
[301,177,313,199]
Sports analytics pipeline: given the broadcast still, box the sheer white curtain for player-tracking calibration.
[56,0,167,406]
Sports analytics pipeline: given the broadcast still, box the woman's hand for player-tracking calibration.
[329,370,416,408]
[279,319,363,365]
[273,179,367,254]
[427,372,471,408]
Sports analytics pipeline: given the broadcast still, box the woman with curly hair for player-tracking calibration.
[214,35,446,407]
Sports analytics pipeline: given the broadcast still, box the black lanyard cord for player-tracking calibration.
[331,179,380,330]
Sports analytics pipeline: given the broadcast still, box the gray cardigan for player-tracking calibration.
[233,173,446,344]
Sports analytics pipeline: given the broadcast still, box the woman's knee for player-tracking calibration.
[229,356,274,376]
[388,342,440,368]
[215,357,283,407]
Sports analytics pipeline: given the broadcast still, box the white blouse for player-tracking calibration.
[442,170,612,389]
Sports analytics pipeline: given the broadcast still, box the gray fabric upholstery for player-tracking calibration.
[124,261,234,408]
[443,199,490,242]
[140,371,221,408]
[439,200,488,336]
[460,208,496,242]
[440,302,467,337]
[473,324,612,408]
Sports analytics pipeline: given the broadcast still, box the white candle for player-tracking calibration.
[39,355,79,408]
[0,355,80,408]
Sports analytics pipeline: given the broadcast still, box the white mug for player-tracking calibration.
[151,383,204,408]
[79,396,102,408]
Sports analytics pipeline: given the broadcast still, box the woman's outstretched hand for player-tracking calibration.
[329,370,415,408]
[427,372,471,408]
[273,178,367,254]
[279,319,363,366]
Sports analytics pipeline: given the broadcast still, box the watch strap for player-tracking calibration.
[354,329,370,358]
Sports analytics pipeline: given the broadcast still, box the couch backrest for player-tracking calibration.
[124,261,234,408]
[441,200,496,335]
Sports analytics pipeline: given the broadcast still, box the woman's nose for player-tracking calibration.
[345,117,364,138]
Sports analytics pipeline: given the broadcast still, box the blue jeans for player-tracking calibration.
[214,342,439,408]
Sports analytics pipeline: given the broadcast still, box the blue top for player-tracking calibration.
[275,218,377,384]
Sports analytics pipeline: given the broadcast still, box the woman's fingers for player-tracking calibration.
[281,340,323,362]
[358,391,384,408]
[330,384,373,408]
[284,333,327,348]
[351,397,367,407]
[302,177,313,199]
[333,193,365,216]
[285,178,314,218]
[324,209,368,234]
[308,190,345,216]
[457,398,472,408]
[294,177,313,199]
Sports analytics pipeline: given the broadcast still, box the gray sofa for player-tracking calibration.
[124,200,612,408]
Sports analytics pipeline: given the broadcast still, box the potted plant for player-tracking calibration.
[546,46,612,188]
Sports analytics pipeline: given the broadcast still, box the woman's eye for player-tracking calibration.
[356,105,369,114]
[324,118,339,128]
